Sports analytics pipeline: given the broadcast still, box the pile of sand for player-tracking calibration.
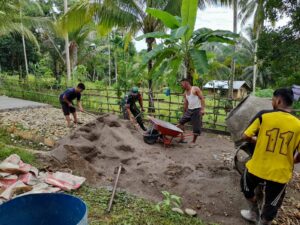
[48,114,300,225]
[50,114,196,196]
[48,114,253,225]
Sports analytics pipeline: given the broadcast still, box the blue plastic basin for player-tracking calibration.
[0,193,87,225]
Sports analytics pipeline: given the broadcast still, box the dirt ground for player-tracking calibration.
[0,107,95,147]
[43,114,300,225]
[1,108,299,225]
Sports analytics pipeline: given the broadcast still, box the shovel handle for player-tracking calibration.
[107,164,122,213]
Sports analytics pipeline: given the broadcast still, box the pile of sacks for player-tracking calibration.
[0,154,85,204]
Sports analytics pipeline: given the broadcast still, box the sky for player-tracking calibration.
[133,6,290,51]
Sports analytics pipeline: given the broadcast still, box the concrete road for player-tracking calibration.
[0,96,49,112]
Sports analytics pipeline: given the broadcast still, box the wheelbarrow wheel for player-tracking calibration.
[233,142,255,175]
[143,129,160,145]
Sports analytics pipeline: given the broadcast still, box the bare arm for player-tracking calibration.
[125,104,135,122]
[242,134,257,144]
[138,95,144,111]
[195,87,205,114]
[183,93,188,112]
[77,101,84,111]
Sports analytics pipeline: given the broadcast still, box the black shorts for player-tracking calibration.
[241,169,287,221]
[60,100,75,116]
[179,108,202,135]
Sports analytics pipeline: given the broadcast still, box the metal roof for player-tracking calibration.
[203,80,249,90]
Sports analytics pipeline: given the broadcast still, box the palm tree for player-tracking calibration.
[59,0,183,111]
[19,0,44,76]
[229,0,238,98]
[60,0,234,110]
[64,0,71,82]
[0,0,39,46]
[239,0,267,94]
[0,0,50,78]
[68,23,94,71]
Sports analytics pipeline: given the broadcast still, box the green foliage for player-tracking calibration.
[156,191,182,212]
[293,101,300,110]
[181,0,198,40]
[0,35,39,74]
[255,89,274,98]
[73,186,205,225]
[33,53,53,78]
[139,0,238,85]
[145,8,180,29]
[72,64,88,82]
[0,128,37,165]
[258,27,300,88]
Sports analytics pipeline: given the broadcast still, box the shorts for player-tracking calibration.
[241,169,286,221]
[179,108,202,135]
[60,100,75,116]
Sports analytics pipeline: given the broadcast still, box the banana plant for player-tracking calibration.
[137,0,239,84]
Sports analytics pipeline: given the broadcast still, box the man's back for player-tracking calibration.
[126,91,141,106]
[245,110,300,183]
[60,88,80,102]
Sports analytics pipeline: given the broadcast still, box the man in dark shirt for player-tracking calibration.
[125,87,147,131]
[59,83,85,127]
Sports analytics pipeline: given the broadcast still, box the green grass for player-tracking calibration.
[73,186,208,225]
[0,142,36,166]
[0,127,37,166]
[0,127,42,150]
[0,76,237,132]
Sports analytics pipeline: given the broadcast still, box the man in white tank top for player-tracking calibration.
[178,79,205,144]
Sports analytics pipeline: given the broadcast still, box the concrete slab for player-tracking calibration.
[0,96,49,112]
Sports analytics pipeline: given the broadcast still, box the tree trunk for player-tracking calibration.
[93,68,96,81]
[114,50,118,84]
[253,27,261,95]
[185,55,193,85]
[108,35,111,86]
[229,0,237,99]
[146,37,155,113]
[20,6,28,78]
[69,41,78,71]
[64,0,71,83]
[21,34,29,78]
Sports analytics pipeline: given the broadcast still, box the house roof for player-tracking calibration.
[203,80,250,90]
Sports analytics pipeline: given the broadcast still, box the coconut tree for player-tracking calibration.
[19,0,44,76]
[0,0,51,78]
[0,0,42,45]
[68,23,94,71]
[239,0,267,94]
[59,0,233,110]
[63,0,71,82]
[58,0,183,111]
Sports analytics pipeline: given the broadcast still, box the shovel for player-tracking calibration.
[70,106,98,118]
[107,164,122,213]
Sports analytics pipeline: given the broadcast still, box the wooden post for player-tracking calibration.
[168,93,171,122]
[106,88,109,113]
[157,91,160,119]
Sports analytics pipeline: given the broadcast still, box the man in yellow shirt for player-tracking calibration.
[241,88,300,225]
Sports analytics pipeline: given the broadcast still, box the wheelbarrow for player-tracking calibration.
[144,116,193,147]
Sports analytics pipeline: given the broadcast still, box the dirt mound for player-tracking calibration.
[47,114,300,224]
[49,114,255,225]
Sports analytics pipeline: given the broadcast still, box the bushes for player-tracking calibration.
[255,89,274,98]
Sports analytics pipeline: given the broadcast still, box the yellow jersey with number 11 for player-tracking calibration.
[244,110,300,184]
